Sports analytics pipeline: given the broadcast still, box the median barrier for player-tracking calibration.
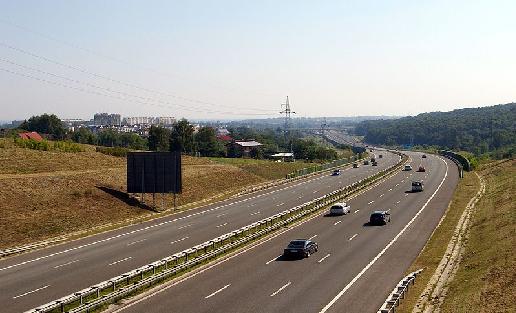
[25,151,407,313]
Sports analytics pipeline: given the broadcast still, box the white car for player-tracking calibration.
[329,203,351,215]
[404,164,413,171]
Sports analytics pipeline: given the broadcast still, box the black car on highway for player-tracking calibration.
[283,239,318,258]
[369,210,391,225]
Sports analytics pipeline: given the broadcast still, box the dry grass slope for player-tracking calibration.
[0,139,311,249]
[440,159,515,313]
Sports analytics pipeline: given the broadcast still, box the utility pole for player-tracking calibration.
[280,96,296,153]
[321,117,328,137]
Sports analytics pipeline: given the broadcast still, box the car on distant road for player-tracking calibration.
[411,181,424,192]
[329,202,351,215]
[331,169,341,176]
[353,163,359,168]
[379,154,383,158]
[422,154,427,158]
[369,210,391,225]
[372,161,378,166]
[283,239,318,258]
[417,166,426,172]
[363,160,369,165]
[404,164,413,171]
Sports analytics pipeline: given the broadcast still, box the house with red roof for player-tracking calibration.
[18,131,43,141]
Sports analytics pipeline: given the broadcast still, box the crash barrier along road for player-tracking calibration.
[26,152,407,313]
[377,269,423,313]
[1,154,367,259]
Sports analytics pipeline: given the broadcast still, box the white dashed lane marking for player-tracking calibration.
[270,282,291,297]
[205,284,231,299]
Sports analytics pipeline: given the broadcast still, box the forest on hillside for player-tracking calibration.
[354,103,515,157]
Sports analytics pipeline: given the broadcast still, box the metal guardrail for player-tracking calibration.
[286,155,364,179]
[1,156,365,259]
[440,151,471,172]
[441,154,464,178]
[26,152,406,313]
[377,269,424,313]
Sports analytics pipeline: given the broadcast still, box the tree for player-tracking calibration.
[170,119,195,153]
[148,125,170,151]
[97,129,120,147]
[195,127,225,157]
[70,127,96,144]
[20,114,66,139]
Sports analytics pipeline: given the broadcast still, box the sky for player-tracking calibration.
[0,0,515,121]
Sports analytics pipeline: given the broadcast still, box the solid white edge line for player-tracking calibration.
[204,284,231,299]
[270,281,291,297]
[348,234,358,241]
[318,156,449,313]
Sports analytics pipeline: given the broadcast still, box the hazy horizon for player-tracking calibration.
[1,1,515,121]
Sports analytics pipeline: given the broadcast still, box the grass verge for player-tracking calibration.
[395,170,480,312]
[439,159,515,313]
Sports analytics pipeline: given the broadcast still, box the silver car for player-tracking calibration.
[329,203,351,215]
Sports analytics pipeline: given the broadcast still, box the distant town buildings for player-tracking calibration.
[94,113,121,126]
[122,116,176,126]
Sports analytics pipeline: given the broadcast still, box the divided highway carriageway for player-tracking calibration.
[109,151,458,313]
[1,150,401,312]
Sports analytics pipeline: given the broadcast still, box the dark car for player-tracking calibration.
[369,210,391,225]
[331,169,341,176]
[372,161,378,166]
[283,239,318,258]
[379,154,383,158]
[422,154,427,158]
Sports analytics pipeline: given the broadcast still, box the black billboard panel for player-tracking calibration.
[127,152,182,194]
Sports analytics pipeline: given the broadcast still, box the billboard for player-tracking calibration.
[127,152,182,194]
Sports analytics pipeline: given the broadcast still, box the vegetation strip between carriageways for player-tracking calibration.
[26,152,406,313]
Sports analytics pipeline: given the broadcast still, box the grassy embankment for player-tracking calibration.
[0,138,311,249]
[397,159,515,313]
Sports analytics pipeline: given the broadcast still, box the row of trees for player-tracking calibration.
[14,114,341,160]
[354,103,515,157]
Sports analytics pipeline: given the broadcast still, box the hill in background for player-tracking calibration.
[354,103,515,157]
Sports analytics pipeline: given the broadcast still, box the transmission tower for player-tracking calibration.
[280,96,296,153]
[321,117,328,136]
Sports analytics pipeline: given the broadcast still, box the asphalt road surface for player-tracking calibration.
[1,151,400,313]
[111,151,458,313]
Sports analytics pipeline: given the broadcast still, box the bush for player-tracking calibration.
[13,137,85,153]
[53,141,84,152]
[13,137,50,151]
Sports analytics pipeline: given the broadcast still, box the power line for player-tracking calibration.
[0,18,281,99]
[0,57,275,116]
[0,41,278,114]
[0,66,276,116]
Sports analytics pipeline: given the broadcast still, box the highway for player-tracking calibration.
[1,151,400,313]
[110,152,459,313]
